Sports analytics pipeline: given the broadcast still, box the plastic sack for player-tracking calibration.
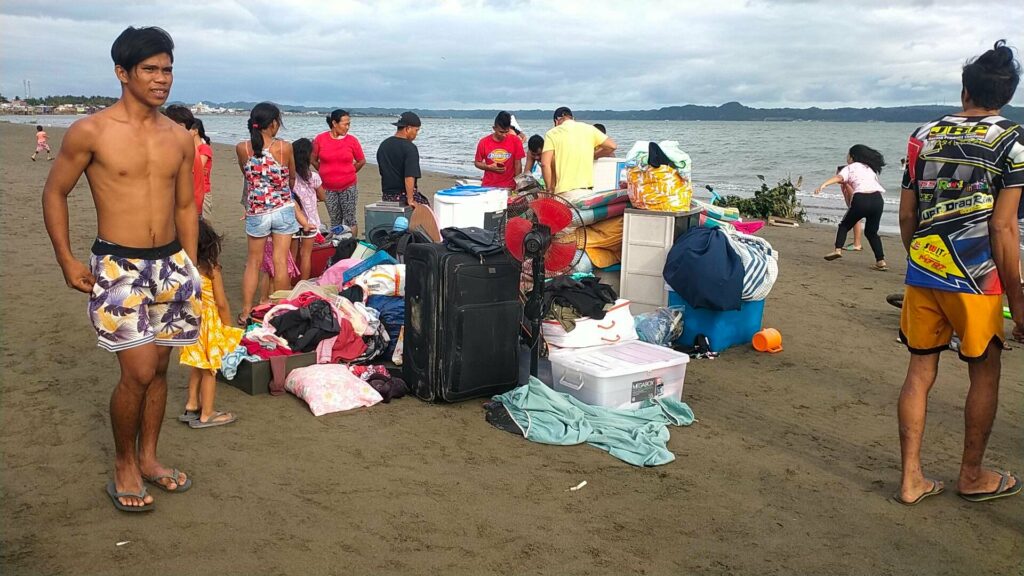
[627,165,693,212]
[634,306,684,347]
[625,141,692,178]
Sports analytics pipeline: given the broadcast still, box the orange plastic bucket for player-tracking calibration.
[752,328,783,353]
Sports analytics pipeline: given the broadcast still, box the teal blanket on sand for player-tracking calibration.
[491,377,695,466]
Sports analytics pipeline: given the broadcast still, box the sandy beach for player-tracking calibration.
[1,121,1021,575]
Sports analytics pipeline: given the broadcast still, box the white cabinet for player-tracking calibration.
[619,208,701,315]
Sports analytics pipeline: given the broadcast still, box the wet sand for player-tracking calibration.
[1,121,1021,575]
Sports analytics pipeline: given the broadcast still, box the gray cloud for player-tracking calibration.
[1,0,1021,109]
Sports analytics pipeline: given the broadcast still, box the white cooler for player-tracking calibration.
[433,186,508,231]
[549,340,689,409]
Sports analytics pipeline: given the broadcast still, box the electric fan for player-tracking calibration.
[500,192,587,376]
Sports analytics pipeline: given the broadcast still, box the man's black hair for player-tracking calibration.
[594,123,606,134]
[528,134,544,154]
[111,26,174,72]
[962,39,1020,110]
[553,106,573,121]
[494,111,512,130]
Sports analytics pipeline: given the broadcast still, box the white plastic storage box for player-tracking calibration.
[433,186,508,231]
[592,157,629,191]
[549,340,689,409]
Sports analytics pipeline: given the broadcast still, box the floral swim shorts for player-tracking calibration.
[88,238,202,352]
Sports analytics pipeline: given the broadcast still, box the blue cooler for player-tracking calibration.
[668,291,764,352]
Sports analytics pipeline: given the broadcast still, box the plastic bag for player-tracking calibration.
[634,306,684,347]
[627,165,693,212]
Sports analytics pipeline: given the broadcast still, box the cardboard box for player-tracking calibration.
[217,351,319,395]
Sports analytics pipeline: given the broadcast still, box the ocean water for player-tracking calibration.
[5,114,922,232]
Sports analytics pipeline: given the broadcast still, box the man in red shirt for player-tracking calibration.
[474,111,525,190]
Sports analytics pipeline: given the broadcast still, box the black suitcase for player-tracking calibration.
[403,243,522,402]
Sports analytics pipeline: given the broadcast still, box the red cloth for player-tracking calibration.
[330,318,367,363]
[242,338,293,359]
[476,133,525,189]
[349,365,390,381]
[313,132,365,190]
[281,292,325,309]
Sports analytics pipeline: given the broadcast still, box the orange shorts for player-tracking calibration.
[899,286,1004,362]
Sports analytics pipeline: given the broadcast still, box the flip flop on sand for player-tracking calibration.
[824,253,842,261]
[958,472,1022,503]
[143,469,192,493]
[871,263,889,272]
[236,312,248,327]
[178,409,200,423]
[189,411,237,429]
[106,481,154,513]
[892,479,944,506]
[843,244,862,251]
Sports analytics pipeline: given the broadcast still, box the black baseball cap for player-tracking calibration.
[392,111,421,128]
[553,106,572,121]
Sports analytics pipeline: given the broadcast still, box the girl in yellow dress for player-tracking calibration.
[179,220,244,428]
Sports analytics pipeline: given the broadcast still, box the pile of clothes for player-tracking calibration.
[541,275,618,332]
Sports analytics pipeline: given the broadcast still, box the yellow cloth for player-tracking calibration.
[180,275,245,371]
[583,216,624,269]
[543,119,607,194]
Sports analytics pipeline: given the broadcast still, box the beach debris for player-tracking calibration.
[569,481,588,492]
[115,541,130,547]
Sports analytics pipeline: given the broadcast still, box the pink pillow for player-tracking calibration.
[284,364,383,416]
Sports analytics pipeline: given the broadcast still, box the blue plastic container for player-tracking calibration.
[435,185,498,196]
[668,291,765,352]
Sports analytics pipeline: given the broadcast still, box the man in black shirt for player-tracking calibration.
[376,111,430,206]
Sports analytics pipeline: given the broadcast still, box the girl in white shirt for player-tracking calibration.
[815,144,888,271]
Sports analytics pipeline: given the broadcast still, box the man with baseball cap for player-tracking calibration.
[541,106,616,195]
[377,111,430,206]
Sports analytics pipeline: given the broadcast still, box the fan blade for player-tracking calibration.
[544,241,578,273]
[504,217,533,261]
[530,197,573,234]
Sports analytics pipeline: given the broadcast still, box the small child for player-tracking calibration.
[31,125,53,161]
[291,138,326,280]
[179,220,244,428]
[257,240,300,304]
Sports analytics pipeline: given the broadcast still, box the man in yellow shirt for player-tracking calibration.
[541,107,617,195]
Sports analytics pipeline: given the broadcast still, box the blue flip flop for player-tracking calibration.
[106,481,154,513]
[143,469,192,493]
[958,472,1022,503]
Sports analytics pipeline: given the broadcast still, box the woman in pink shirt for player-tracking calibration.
[312,109,366,236]
[815,144,888,271]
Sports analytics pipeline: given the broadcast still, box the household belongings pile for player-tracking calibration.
[663,226,779,353]
[220,245,410,415]
[546,140,696,278]
[490,272,695,466]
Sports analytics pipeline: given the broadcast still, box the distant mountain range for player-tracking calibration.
[191,100,1024,123]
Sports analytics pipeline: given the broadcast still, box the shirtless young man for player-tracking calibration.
[42,26,200,512]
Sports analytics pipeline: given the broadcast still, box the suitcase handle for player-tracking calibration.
[559,372,585,391]
[597,320,616,330]
[600,335,621,343]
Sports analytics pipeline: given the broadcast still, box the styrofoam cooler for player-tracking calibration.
[549,340,689,409]
[593,157,629,191]
[434,186,508,231]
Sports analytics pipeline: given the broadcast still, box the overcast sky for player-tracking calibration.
[1,0,1022,110]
